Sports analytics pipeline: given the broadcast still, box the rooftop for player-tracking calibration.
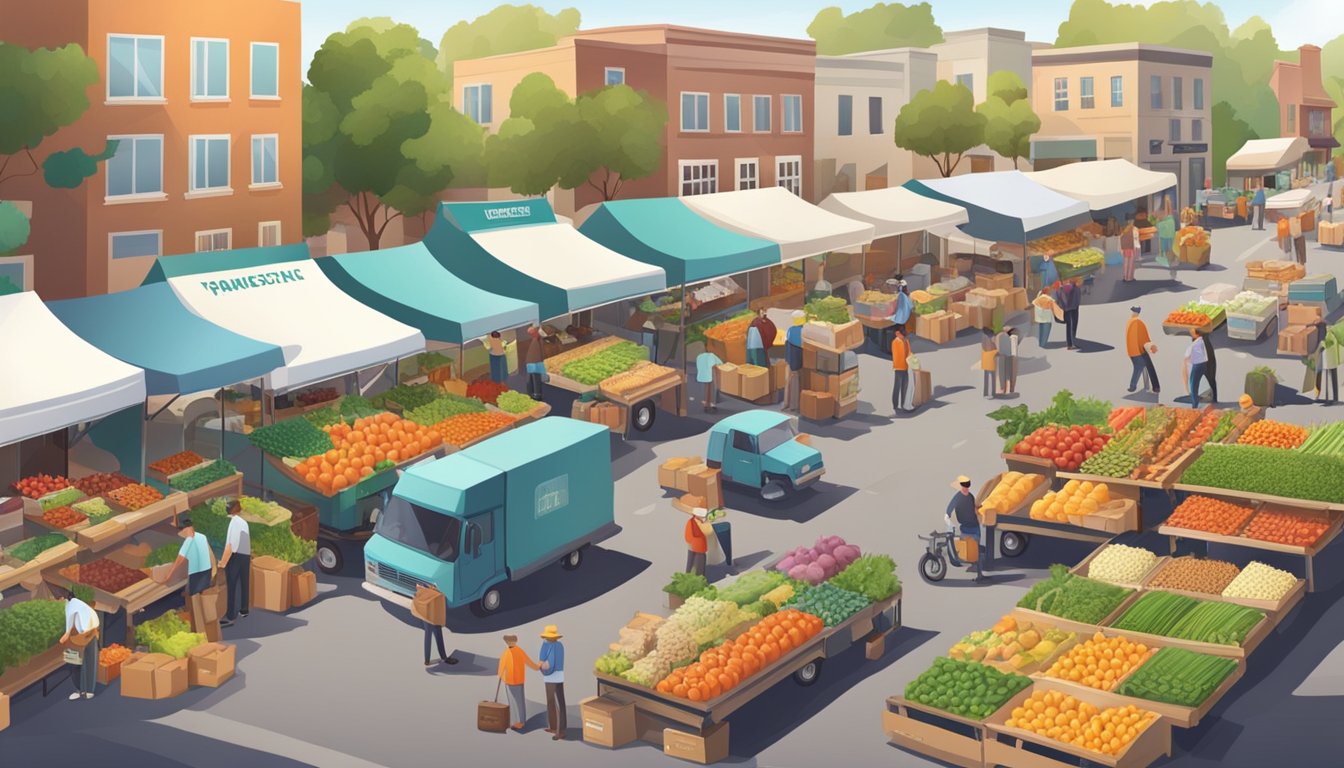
[1033,42,1213,67]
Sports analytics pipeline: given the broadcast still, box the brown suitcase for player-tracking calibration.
[478,680,511,733]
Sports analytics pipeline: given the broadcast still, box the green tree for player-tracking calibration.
[0,201,31,255]
[893,81,986,177]
[303,18,484,246]
[1211,101,1256,186]
[437,5,580,92]
[977,72,1039,170]
[807,3,943,55]
[568,85,668,200]
[0,43,112,191]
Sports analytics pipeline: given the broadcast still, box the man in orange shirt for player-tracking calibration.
[1125,306,1160,399]
[685,508,708,577]
[890,328,912,414]
[498,634,541,731]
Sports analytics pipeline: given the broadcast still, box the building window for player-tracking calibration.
[1193,78,1204,110]
[837,95,853,136]
[250,43,279,99]
[195,229,232,252]
[1080,77,1095,109]
[1111,76,1123,107]
[604,67,624,86]
[1172,77,1183,110]
[679,160,717,196]
[1150,75,1162,109]
[1287,104,1296,133]
[868,96,883,135]
[1309,110,1327,137]
[753,95,772,132]
[724,94,741,132]
[1191,119,1203,142]
[463,84,493,125]
[783,95,802,133]
[105,135,163,200]
[1169,119,1181,142]
[1149,139,1163,155]
[955,73,973,93]
[259,221,282,247]
[681,92,709,132]
[191,39,229,100]
[1053,78,1068,111]
[251,135,278,187]
[107,35,163,100]
[736,159,759,191]
[109,230,162,260]
[189,136,231,193]
[776,156,802,197]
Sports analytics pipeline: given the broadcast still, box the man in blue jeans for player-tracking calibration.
[1184,328,1209,409]
[945,475,986,582]
[175,523,214,596]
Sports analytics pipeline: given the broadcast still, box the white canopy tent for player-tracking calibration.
[819,187,969,238]
[682,186,876,260]
[1266,188,1318,212]
[1026,159,1178,211]
[1226,137,1310,175]
[0,292,146,446]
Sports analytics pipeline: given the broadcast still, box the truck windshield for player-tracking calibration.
[375,497,461,562]
[757,423,796,455]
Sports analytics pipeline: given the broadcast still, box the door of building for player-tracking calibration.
[1188,158,1205,208]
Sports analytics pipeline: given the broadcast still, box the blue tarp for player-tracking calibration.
[903,171,1093,243]
[320,240,538,345]
[578,198,781,285]
[48,283,286,395]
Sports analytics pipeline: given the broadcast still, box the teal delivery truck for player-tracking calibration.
[362,418,617,615]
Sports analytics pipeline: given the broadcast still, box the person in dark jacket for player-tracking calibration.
[944,475,985,581]
[1054,278,1082,350]
[1200,329,1218,403]
[749,309,778,366]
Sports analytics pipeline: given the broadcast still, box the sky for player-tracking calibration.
[300,0,1343,75]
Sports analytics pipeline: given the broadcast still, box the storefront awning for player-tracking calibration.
[578,198,781,285]
[1226,137,1310,175]
[48,283,288,396]
[1026,159,1177,211]
[433,199,666,321]
[818,187,969,239]
[1266,188,1317,211]
[903,171,1093,242]
[680,187,875,260]
[142,245,424,393]
[1309,137,1340,150]
[320,239,538,345]
[1,292,146,445]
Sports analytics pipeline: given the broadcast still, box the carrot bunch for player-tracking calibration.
[1237,420,1310,449]
[654,610,823,702]
[1183,408,1223,449]
[1166,495,1255,535]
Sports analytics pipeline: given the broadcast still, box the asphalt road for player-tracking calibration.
[3,197,1343,767]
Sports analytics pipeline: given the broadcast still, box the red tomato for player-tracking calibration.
[1054,456,1069,468]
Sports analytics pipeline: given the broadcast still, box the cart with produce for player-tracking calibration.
[1224,291,1279,341]
[544,337,686,433]
[1162,302,1226,336]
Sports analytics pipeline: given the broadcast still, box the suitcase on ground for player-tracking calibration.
[478,681,511,733]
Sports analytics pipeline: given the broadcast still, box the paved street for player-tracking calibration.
[4,198,1344,767]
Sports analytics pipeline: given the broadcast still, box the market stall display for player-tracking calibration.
[1114,647,1237,708]
[71,472,135,497]
[0,600,66,693]
[59,558,147,594]
[991,390,1112,472]
[10,474,70,499]
[1081,544,1160,587]
[947,614,1077,673]
[1016,566,1134,626]
[1040,632,1155,692]
[977,472,1049,525]
[1145,556,1241,596]
[903,657,1033,719]
[1053,247,1105,280]
[0,534,79,592]
[996,687,1160,758]
[1225,292,1278,341]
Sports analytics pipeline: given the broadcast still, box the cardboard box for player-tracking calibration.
[581,696,637,748]
[835,396,859,419]
[800,390,835,420]
[687,468,722,511]
[290,569,317,609]
[967,287,1002,309]
[1319,220,1344,246]
[769,359,788,392]
[715,364,742,397]
[122,653,186,700]
[801,319,862,350]
[659,457,696,489]
[187,642,236,688]
[975,272,1014,291]
[675,461,705,492]
[1278,324,1319,355]
[97,659,122,686]
[1288,303,1323,326]
[864,632,886,661]
[571,399,595,421]
[912,369,933,407]
[664,723,729,765]
[927,313,956,345]
[806,369,859,401]
[413,585,446,625]
[950,312,969,333]
[0,691,8,732]
[250,556,297,613]
[1006,287,1028,313]
[948,300,971,323]
[739,365,771,400]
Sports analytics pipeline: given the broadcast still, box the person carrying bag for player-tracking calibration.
[61,593,101,701]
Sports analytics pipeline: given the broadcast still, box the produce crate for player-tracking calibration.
[975,472,1051,527]
[183,472,243,510]
[983,684,1172,768]
[1011,592,1140,640]
[1225,310,1277,341]
[1161,313,1222,336]
[976,631,1081,678]
[0,644,66,698]
[0,540,80,592]
[504,400,552,425]
[1055,260,1102,281]
[1069,550,1167,591]
[884,695,994,768]
[1136,577,1306,619]
[147,456,212,486]
[599,362,683,402]
[1096,603,1273,660]
[1001,452,1060,477]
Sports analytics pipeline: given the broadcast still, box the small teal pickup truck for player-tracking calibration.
[706,410,824,500]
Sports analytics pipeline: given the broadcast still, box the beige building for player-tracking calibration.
[1031,44,1213,208]
[812,48,936,197]
[930,28,1035,174]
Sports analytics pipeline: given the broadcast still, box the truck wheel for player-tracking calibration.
[561,548,583,570]
[793,659,823,686]
[999,531,1029,558]
[471,587,503,616]
[632,400,656,432]
[760,475,788,501]
[316,539,343,574]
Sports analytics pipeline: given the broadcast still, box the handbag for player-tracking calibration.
[69,626,99,650]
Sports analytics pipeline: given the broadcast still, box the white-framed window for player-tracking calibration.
[604,67,624,86]
[191,38,229,100]
[1080,77,1095,109]
[109,230,162,260]
[776,155,802,197]
[1110,76,1123,107]
[679,160,718,196]
[782,94,802,133]
[1169,119,1181,142]
[105,135,164,201]
[837,95,853,136]
[680,92,709,132]
[107,35,163,101]
[1191,119,1203,142]
[753,95,772,132]
[735,158,759,191]
[724,94,741,132]
[189,135,231,194]
[250,134,279,187]
[195,229,232,252]
[955,73,974,93]
[1053,78,1068,111]
[463,84,493,124]
[1172,76,1183,110]
[869,96,883,135]
[250,42,279,99]
[258,221,282,247]
[1193,78,1204,110]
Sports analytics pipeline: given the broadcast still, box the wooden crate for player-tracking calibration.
[884,696,991,768]
[975,472,1051,527]
[1070,548,1167,592]
[984,684,1172,768]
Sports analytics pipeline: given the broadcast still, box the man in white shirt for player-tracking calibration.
[219,499,251,626]
[1183,328,1209,409]
[60,594,100,700]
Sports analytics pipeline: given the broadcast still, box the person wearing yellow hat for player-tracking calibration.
[538,624,567,740]
[945,475,986,581]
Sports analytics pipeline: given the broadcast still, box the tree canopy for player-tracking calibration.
[977,72,1039,170]
[807,2,943,55]
[893,81,986,177]
[437,5,580,91]
[0,201,31,255]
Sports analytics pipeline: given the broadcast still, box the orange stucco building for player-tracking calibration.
[1,0,302,297]
[1270,45,1339,178]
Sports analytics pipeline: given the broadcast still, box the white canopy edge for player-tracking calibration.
[682,186,875,261]
[820,187,969,239]
[1226,137,1310,174]
[0,292,146,446]
[1025,159,1177,211]
[166,259,424,393]
[1266,188,1318,211]
[469,223,666,297]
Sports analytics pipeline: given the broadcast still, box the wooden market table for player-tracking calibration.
[0,645,71,699]
[73,492,191,552]
[0,540,79,593]
[45,567,189,647]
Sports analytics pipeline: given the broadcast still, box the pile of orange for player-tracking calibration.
[1005,689,1156,756]
[1043,632,1154,692]
[654,609,823,701]
[432,412,516,448]
[294,412,442,495]
[1237,420,1310,449]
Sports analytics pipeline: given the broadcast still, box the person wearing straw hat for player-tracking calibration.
[944,475,986,582]
[498,634,540,732]
[538,625,567,740]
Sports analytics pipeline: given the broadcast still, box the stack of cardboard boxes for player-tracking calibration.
[799,320,863,421]
[1278,304,1323,355]
[657,456,723,510]
[958,272,1026,333]
[572,398,628,433]
[121,642,237,699]
[1320,220,1344,247]
[250,556,316,613]
[715,360,786,403]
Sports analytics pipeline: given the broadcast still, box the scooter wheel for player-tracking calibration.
[919,553,947,583]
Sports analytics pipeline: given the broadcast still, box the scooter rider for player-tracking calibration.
[945,475,986,581]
